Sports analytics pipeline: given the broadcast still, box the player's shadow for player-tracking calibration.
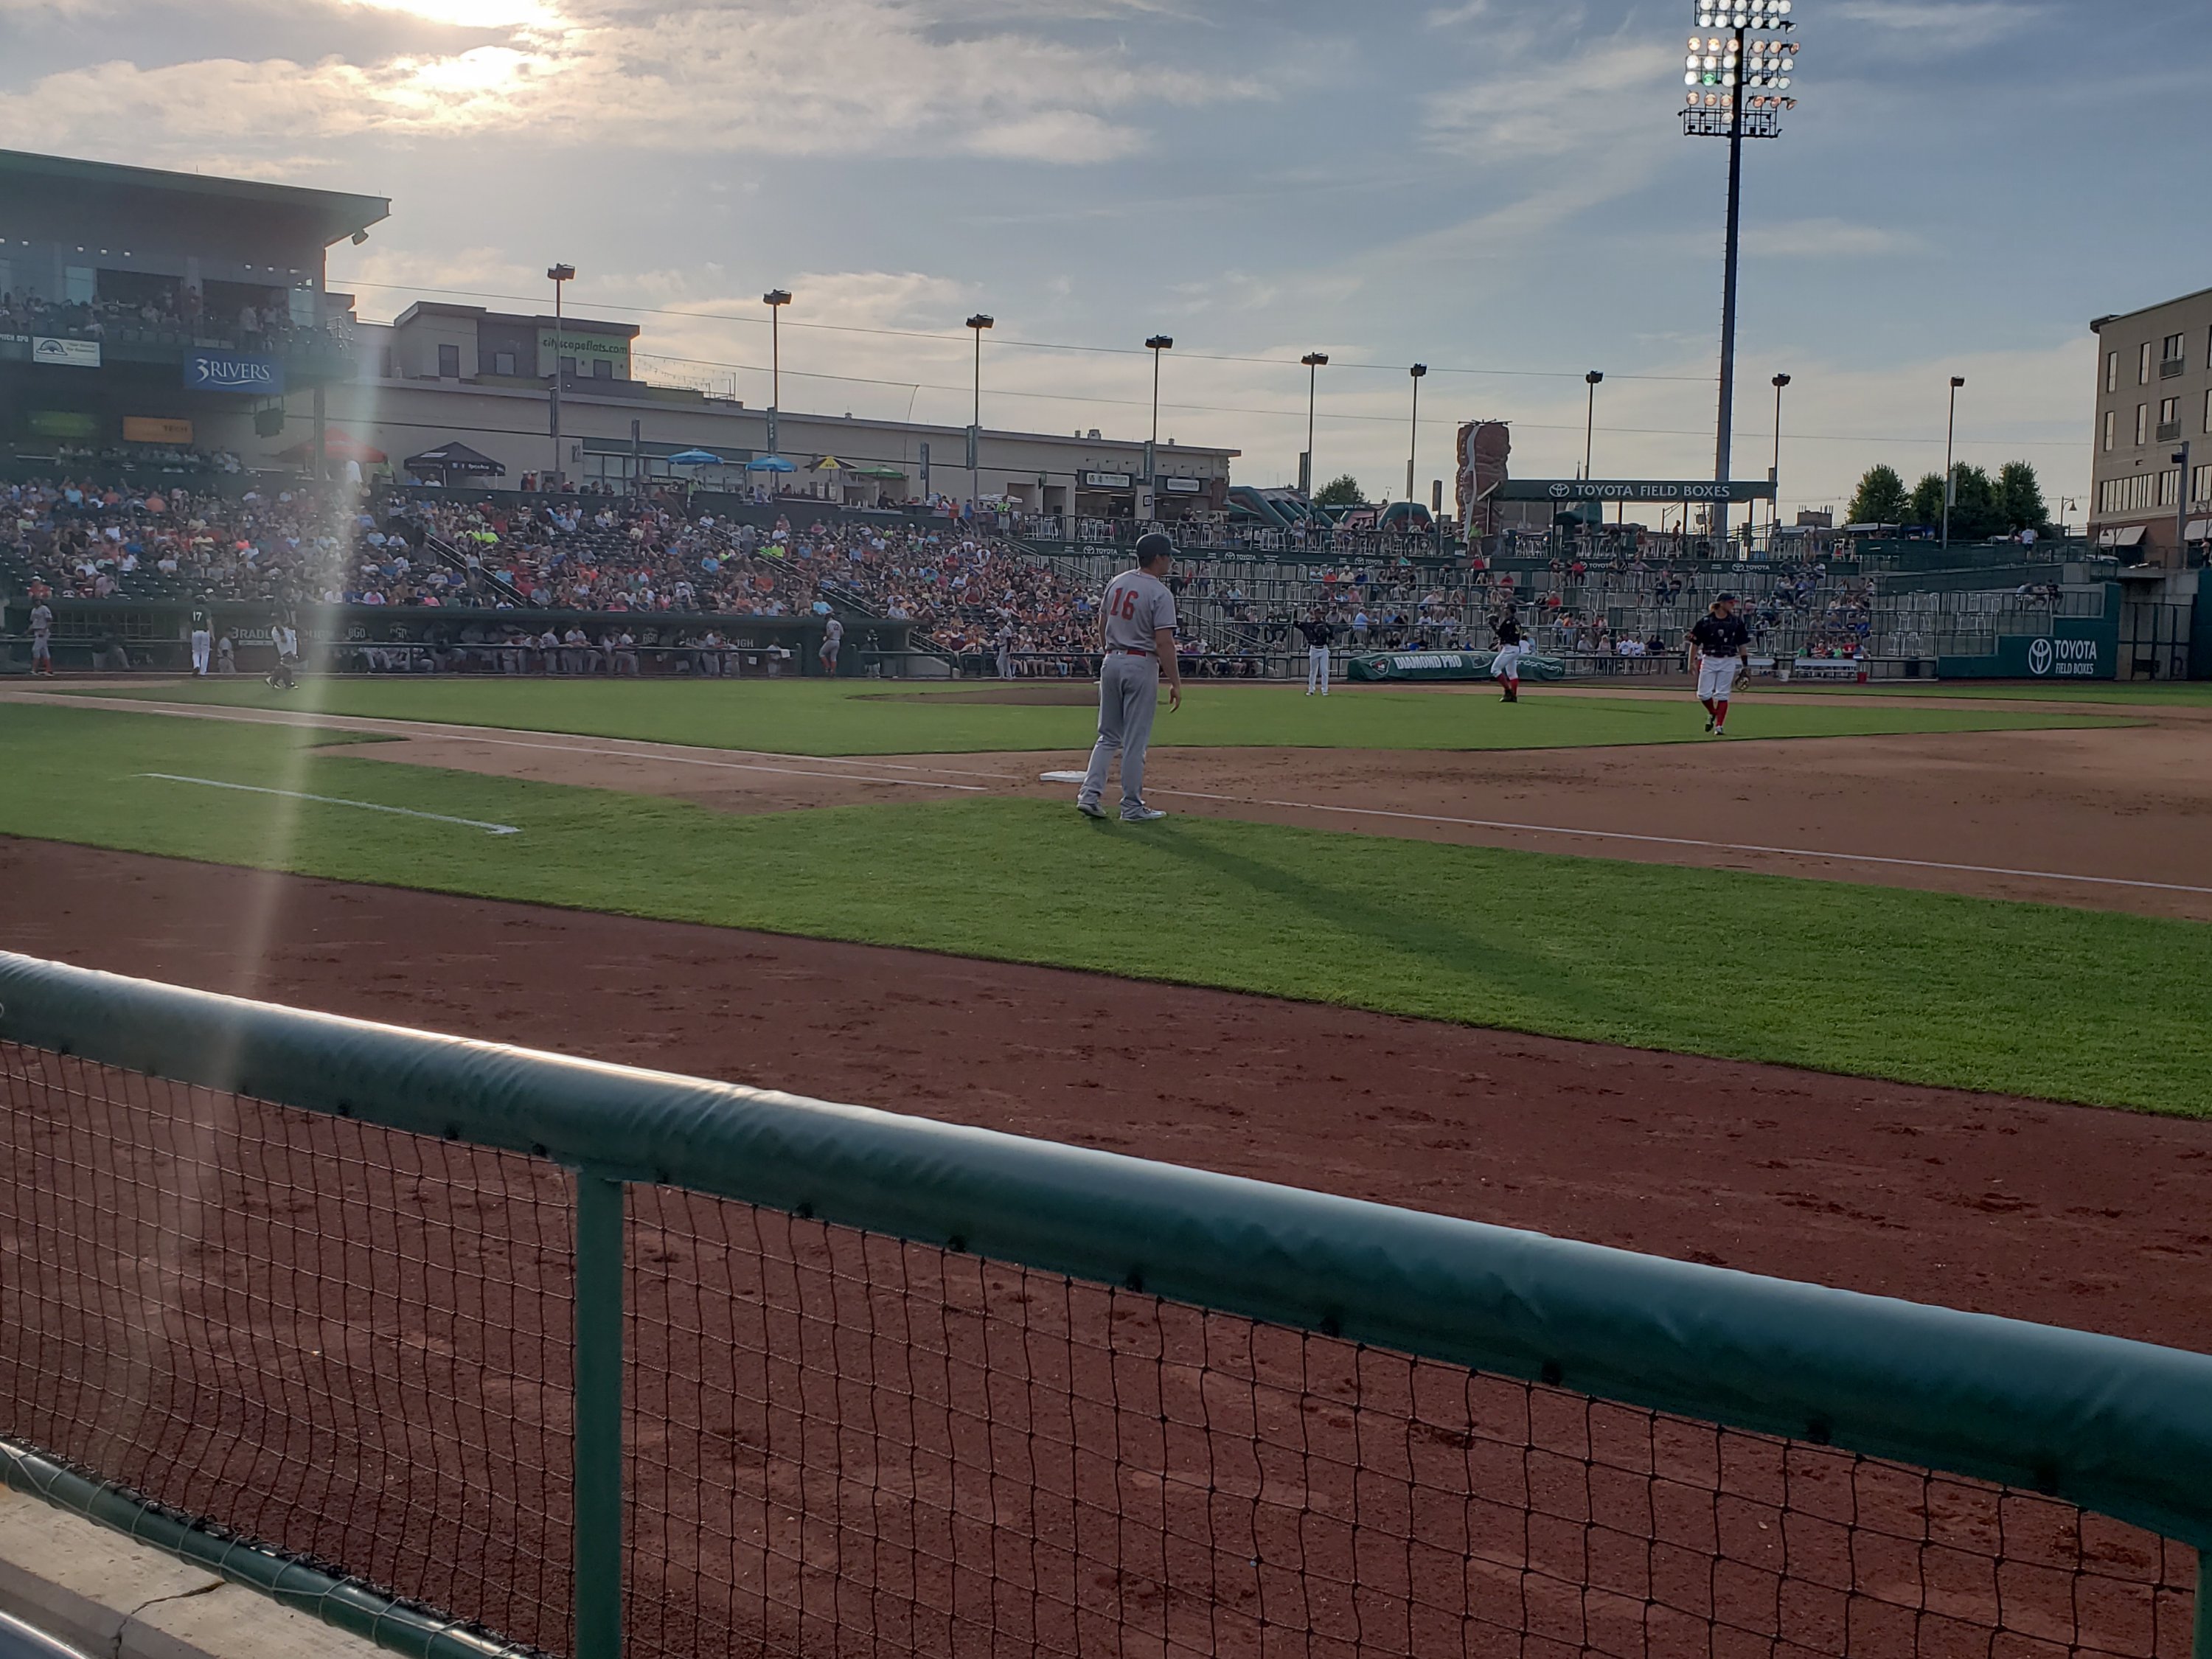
[1135,821,1664,1035]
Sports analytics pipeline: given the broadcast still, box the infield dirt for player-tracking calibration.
[4,834,2206,1352]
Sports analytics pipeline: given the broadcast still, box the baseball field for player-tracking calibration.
[2,675,2209,1283]
[6,669,2211,1659]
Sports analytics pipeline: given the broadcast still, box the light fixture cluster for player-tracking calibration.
[1694,0,1790,24]
[1680,0,1801,137]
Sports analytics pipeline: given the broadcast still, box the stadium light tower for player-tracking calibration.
[546,264,575,488]
[762,289,790,457]
[1300,352,1328,496]
[1406,364,1427,504]
[1145,334,1174,504]
[1582,370,1604,480]
[1770,372,1791,534]
[966,313,994,508]
[1681,0,1802,548]
[1943,374,1965,549]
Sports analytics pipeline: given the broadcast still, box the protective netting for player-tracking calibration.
[0,1043,2197,1659]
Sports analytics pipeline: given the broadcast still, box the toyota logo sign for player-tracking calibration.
[2026,638,2054,676]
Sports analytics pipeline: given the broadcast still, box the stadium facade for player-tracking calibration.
[0,149,1236,518]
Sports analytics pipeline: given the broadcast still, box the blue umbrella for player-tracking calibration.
[747,454,796,473]
[667,448,723,466]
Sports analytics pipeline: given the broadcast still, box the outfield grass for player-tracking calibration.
[4,702,2206,1117]
[1857,681,2212,706]
[80,676,2126,756]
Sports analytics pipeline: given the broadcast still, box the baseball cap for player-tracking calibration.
[1714,591,1736,603]
[1134,531,1175,566]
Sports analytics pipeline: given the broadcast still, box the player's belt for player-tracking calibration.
[1113,647,1153,656]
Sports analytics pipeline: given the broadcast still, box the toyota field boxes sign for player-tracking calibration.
[184,349,285,396]
[1938,626,2115,681]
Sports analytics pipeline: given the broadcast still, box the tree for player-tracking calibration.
[1908,472,1947,527]
[1996,460,2050,535]
[1314,473,1366,507]
[1846,464,1909,526]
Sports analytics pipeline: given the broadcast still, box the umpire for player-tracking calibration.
[1077,532,1183,822]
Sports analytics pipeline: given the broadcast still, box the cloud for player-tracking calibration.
[1829,1,2044,51]
[1425,38,1676,159]
[0,0,1257,166]
[1743,218,1921,257]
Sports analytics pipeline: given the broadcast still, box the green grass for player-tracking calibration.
[78,676,2127,756]
[6,702,2208,1118]
[1854,681,2212,706]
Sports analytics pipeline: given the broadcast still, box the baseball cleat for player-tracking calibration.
[1704,716,1715,732]
[1121,807,1168,822]
[1076,799,1106,818]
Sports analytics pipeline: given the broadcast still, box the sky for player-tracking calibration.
[2,0,2205,520]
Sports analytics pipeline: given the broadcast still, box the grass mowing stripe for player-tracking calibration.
[2,702,2206,1119]
[74,677,2128,757]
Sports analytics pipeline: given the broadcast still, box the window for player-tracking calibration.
[289,285,316,327]
[2139,342,2154,384]
[2163,333,2186,369]
[63,265,94,304]
[2135,403,2149,445]
[2104,409,2116,452]
[493,350,516,376]
[2194,463,2212,506]
[437,342,460,377]
[591,358,613,380]
[2099,472,2158,515]
[2107,351,2119,393]
[2158,467,2182,507]
[2205,388,2212,434]
[560,355,577,376]
[2161,397,2180,424]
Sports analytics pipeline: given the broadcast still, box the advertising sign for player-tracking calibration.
[1161,476,1203,494]
[27,410,99,439]
[1081,471,1133,490]
[1937,617,2118,681]
[123,416,195,444]
[184,349,284,395]
[1347,650,1569,684]
[32,336,100,369]
[1498,478,1775,504]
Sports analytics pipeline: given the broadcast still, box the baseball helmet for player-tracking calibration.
[1134,531,1175,566]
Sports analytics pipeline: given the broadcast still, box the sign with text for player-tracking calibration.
[1161,476,1203,495]
[123,416,195,444]
[1081,470,1133,490]
[538,330,629,363]
[185,349,283,395]
[1498,479,1775,504]
[32,336,100,369]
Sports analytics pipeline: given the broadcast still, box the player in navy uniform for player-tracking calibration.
[1297,613,1335,696]
[1489,612,1526,703]
[1686,593,1751,736]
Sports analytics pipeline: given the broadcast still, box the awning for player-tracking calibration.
[2097,525,2147,549]
[2186,519,2211,542]
[813,456,846,471]
[852,467,905,480]
[403,441,504,476]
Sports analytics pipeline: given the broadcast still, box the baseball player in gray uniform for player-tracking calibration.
[1077,532,1183,822]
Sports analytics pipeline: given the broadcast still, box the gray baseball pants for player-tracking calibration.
[1079,651,1159,817]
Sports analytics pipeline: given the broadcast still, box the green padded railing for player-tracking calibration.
[0,950,2205,1659]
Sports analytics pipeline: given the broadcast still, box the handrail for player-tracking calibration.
[1,950,2208,1552]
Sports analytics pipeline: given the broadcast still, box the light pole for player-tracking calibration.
[546,262,574,487]
[965,313,993,509]
[1943,375,1965,549]
[2058,497,2078,540]
[1770,372,1791,540]
[1681,1,1801,547]
[1145,334,1173,514]
[1406,364,1427,505]
[2173,442,2192,566]
[1300,352,1328,497]
[1582,370,1604,480]
[762,289,790,459]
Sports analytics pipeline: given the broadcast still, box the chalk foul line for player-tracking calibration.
[1145,789,2212,898]
[139,775,522,836]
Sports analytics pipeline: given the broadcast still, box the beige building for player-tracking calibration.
[2089,288,2212,565]
[257,302,1236,519]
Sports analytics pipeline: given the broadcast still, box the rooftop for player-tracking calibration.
[0,149,389,246]
[2089,283,2212,333]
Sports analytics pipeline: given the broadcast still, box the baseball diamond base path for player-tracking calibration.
[2,835,2208,1353]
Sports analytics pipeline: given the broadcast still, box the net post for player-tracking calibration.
[574,1170,626,1659]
